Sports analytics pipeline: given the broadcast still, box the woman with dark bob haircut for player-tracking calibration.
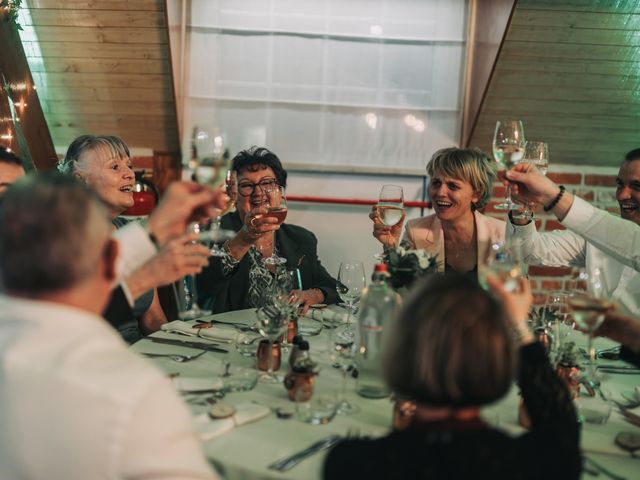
[197,146,339,313]
[324,274,581,479]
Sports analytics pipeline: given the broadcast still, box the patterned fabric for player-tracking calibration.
[221,244,283,308]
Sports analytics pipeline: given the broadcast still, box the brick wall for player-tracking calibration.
[483,165,620,305]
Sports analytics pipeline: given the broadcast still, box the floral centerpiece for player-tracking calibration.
[382,243,438,290]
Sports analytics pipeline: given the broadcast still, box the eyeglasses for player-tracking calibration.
[237,178,279,196]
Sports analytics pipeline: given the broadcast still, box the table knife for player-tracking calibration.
[148,337,228,353]
[268,435,342,471]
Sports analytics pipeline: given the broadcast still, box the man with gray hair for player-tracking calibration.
[0,174,218,479]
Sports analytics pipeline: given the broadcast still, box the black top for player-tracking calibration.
[323,343,581,480]
[197,212,339,313]
[621,345,640,368]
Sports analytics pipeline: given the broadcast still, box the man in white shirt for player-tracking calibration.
[0,174,219,479]
[505,149,640,316]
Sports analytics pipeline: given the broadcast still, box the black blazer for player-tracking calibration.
[197,212,339,313]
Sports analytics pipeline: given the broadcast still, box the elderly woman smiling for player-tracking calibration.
[59,135,210,341]
[371,147,505,277]
[197,146,338,313]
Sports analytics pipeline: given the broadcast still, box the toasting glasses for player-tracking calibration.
[262,185,288,266]
[492,120,525,210]
[514,141,549,222]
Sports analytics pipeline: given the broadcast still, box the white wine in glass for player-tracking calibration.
[262,185,288,266]
[493,120,525,210]
[516,140,549,221]
[376,185,404,227]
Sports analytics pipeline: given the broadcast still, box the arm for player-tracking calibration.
[506,216,586,267]
[138,289,167,335]
[507,163,640,270]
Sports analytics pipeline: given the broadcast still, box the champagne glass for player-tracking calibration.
[262,185,288,266]
[376,185,404,246]
[178,222,212,320]
[335,261,366,329]
[493,120,525,210]
[567,268,611,380]
[327,324,360,415]
[515,141,549,221]
[256,307,287,383]
[478,242,523,293]
[271,266,302,351]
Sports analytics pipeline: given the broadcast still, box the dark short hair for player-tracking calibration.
[231,146,287,188]
[0,173,110,294]
[384,274,516,407]
[624,148,640,162]
[0,146,24,167]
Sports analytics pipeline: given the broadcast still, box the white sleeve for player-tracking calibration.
[506,217,586,267]
[562,196,640,272]
[113,222,157,280]
[119,377,219,480]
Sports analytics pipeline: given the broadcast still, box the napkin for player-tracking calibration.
[161,320,236,344]
[304,308,348,326]
[173,376,224,393]
[193,402,271,441]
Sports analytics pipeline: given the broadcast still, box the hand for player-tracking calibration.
[369,205,404,248]
[504,164,560,206]
[486,274,533,332]
[125,233,210,298]
[294,288,325,315]
[148,182,230,245]
[594,311,640,353]
[241,206,281,242]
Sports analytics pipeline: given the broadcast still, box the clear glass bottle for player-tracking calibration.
[355,263,399,398]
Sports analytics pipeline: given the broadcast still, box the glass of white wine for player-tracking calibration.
[567,268,611,380]
[262,185,288,266]
[335,260,366,330]
[376,185,404,237]
[493,120,525,210]
[515,141,549,221]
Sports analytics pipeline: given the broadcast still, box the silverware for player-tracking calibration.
[142,350,206,363]
[148,337,229,353]
[597,367,640,375]
[268,435,342,471]
[584,456,626,480]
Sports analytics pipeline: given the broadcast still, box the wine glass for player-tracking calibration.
[335,261,366,329]
[515,141,549,221]
[493,120,525,210]
[192,125,225,186]
[178,222,212,320]
[543,291,572,364]
[376,185,404,246]
[327,324,360,415]
[271,266,302,351]
[567,268,611,380]
[256,306,287,383]
[262,185,288,266]
[478,242,523,293]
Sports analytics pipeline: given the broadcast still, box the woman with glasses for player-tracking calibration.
[197,146,339,313]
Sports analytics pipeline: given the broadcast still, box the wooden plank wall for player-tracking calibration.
[469,0,640,167]
[22,0,180,158]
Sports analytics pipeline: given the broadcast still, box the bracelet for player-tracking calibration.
[543,185,566,212]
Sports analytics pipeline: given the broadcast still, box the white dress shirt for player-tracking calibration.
[0,295,218,480]
[113,221,157,306]
[506,197,640,317]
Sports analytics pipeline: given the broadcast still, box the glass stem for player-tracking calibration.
[346,301,352,327]
[505,184,513,205]
[587,333,596,378]
[340,366,348,403]
[189,274,199,310]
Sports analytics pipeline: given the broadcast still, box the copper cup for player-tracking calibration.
[556,364,581,399]
[284,371,315,402]
[257,340,281,372]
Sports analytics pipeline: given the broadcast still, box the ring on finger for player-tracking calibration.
[250,216,258,228]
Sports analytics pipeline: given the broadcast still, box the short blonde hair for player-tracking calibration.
[384,274,516,407]
[426,147,496,209]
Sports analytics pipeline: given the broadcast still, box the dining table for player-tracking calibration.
[131,307,640,480]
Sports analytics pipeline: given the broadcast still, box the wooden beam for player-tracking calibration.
[460,0,517,147]
[0,10,57,170]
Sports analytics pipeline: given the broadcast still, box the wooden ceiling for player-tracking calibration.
[21,0,179,153]
[469,0,640,167]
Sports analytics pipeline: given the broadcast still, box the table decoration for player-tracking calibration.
[382,244,437,291]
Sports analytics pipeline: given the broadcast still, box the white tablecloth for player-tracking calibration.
[131,308,640,480]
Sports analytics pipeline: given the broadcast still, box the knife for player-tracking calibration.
[268,435,342,471]
[148,337,229,353]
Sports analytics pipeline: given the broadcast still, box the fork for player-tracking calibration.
[142,350,206,363]
[268,435,342,471]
